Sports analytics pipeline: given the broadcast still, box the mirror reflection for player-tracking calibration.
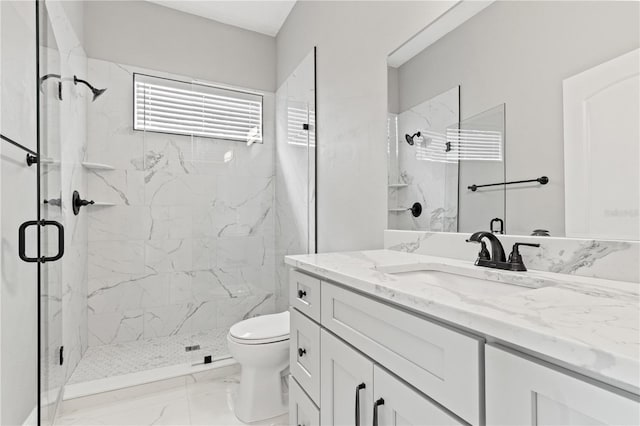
[387,1,639,240]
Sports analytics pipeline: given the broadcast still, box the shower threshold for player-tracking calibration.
[65,327,234,399]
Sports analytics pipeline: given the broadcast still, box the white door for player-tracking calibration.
[320,330,374,426]
[373,366,463,426]
[486,345,640,425]
[563,48,640,240]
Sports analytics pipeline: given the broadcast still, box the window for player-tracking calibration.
[287,101,315,147]
[415,128,503,163]
[134,73,263,143]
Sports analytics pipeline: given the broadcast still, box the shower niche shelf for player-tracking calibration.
[388,183,408,188]
[40,158,61,167]
[82,161,115,170]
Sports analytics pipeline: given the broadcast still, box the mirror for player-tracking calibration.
[387,1,639,240]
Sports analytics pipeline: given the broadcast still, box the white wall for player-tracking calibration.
[83,0,277,92]
[396,1,640,237]
[276,1,456,252]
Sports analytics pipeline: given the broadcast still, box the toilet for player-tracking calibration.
[227,311,290,423]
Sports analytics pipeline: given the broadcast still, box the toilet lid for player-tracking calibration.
[229,311,290,342]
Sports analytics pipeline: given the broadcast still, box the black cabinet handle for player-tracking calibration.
[297,289,307,299]
[355,383,366,426]
[298,348,307,357]
[19,220,64,263]
[373,398,384,426]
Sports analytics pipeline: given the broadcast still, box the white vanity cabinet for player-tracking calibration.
[486,345,640,425]
[288,267,640,426]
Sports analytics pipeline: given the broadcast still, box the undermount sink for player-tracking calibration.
[373,261,557,290]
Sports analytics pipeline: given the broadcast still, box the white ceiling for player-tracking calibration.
[147,1,297,36]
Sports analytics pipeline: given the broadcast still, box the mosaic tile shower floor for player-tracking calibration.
[69,328,231,384]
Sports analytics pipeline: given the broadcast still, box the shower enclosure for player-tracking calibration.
[1,1,316,423]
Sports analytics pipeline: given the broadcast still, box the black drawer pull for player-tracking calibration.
[298,347,307,357]
[355,383,366,426]
[373,398,384,426]
[297,289,307,298]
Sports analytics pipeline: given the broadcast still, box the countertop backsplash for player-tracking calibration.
[384,230,640,283]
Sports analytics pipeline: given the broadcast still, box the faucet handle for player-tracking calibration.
[508,243,540,268]
[466,239,491,261]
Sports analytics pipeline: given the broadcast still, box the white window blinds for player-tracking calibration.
[415,128,503,163]
[287,104,316,147]
[134,73,263,143]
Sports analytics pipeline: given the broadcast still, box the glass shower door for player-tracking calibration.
[1,1,40,424]
[38,1,65,423]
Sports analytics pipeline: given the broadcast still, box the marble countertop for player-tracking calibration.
[285,250,640,394]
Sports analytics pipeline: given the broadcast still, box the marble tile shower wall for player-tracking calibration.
[85,58,276,346]
[389,87,459,232]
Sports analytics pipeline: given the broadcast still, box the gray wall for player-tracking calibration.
[84,0,277,92]
[277,0,457,252]
[397,1,640,236]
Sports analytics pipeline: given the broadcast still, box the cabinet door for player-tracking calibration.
[373,366,463,426]
[290,377,320,426]
[321,330,374,426]
[486,345,640,425]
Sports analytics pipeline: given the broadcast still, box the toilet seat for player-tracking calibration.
[229,311,289,345]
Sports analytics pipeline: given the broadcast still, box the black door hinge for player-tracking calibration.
[59,346,64,365]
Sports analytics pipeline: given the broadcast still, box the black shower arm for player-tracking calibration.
[74,75,97,91]
[40,74,96,90]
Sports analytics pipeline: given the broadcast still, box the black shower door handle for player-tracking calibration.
[19,220,65,263]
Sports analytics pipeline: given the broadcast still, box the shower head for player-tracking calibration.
[91,87,107,101]
[405,131,421,145]
[74,75,107,101]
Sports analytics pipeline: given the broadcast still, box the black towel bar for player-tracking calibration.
[468,176,549,192]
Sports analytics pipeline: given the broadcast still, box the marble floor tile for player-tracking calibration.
[55,371,288,426]
[186,372,288,426]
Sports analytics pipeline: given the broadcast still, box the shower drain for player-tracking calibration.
[184,344,201,352]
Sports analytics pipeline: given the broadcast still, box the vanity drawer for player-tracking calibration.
[289,269,321,322]
[290,307,321,405]
[290,377,320,426]
[321,282,483,425]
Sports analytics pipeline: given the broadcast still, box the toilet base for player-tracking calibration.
[234,364,288,423]
[227,336,290,424]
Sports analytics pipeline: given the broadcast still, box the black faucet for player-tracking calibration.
[466,231,540,271]
[467,231,506,262]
